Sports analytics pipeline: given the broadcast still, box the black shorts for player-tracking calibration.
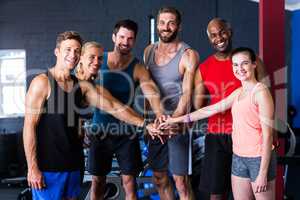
[147,131,191,176]
[88,135,143,176]
[199,134,232,194]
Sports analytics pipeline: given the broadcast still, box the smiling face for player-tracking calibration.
[157,12,180,43]
[112,27,135,55]
[55,39,81,70]
[232,52,256,82]
[80,46,104,77]
[207,20,232,53]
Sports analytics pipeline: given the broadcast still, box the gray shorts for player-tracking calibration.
[147,131,192,175]
[231,151,277,182]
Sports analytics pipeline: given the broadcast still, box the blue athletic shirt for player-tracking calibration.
[92,52,139,134]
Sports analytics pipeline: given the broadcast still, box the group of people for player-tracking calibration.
[23,5,276,200]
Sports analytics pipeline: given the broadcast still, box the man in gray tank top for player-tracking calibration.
[144,7,199,200]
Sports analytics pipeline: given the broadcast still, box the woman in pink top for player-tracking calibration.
[161,47,276,200]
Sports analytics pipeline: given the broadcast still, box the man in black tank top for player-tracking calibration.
[144,7,199,200]
[23,31,159,200]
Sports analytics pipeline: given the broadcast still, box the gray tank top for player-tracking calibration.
[145,42,191,113]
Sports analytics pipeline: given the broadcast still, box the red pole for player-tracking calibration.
[259,1,286,200]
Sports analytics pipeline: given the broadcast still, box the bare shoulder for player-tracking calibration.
[134,62,149,80]
[144,44,154,55]
[25,73,49,110]
[135,62,148,72]
[143,44,155,61]
[28,74,49,96]
[78,80,94,94]
[256,83,269,93]
[254,83,273,103]
[181,48,200,71]
[184,48,199,58]
[135,62,146,69]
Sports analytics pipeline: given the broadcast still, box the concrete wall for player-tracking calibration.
[0,0,292,132]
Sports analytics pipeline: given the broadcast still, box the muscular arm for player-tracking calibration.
[172,49,199,117]
[81,82,144,127]
[134,63,163,117]
[193,69,208,109]
[23,75,48,189]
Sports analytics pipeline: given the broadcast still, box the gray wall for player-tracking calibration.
[0,0,291,133]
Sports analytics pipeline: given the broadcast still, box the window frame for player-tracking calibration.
[0,49,26,118]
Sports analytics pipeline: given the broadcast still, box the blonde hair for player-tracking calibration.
[81,41,103,56]
[76,41,103,81]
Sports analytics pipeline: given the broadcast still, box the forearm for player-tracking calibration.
[193,82,207,110]
[173,69,194,117]
[258,132,273,177]
[170,104,219,124]
[87,85,144,127]
[149,100,164,118]
[172,93,192,117]
[193,96,206,110]
[95,97,144,127]
[109,102,145,127]
[174,89,237,123]
[259,130,273,177]
[23,125,39,170]
[142,84,164,117]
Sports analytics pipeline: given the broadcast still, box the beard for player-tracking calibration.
[116,45,132,55]
[158,29,178,43]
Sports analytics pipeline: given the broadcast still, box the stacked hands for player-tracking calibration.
[145,115,182,144]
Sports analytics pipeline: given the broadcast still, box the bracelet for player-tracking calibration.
[183,114,191,123]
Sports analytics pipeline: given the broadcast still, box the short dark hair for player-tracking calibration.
[113,19,138,38]
[56,31,83,48]
[157,6,181,25]
[231,47,256,62]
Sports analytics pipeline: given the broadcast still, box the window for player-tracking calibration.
[0,50,26,118]
[149,16,156,44]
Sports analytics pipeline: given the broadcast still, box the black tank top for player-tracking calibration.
[36,71,84,171]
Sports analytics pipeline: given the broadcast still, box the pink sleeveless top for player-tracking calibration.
[231,83,264,157]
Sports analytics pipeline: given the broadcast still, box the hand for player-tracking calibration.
[158,116,175,130]
[146,123,166,144]
[254,174,268,193]
[154,115,169,127]
[155,115,178,140]
[27,166,46,190]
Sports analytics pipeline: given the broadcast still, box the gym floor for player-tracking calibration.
[1,136,299,200]
[0,160,299,200]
